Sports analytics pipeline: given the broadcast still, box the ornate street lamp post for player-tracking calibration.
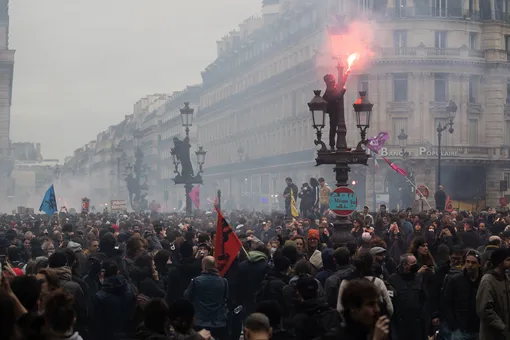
[171,102,207,215]
[307,89,372,246]
[436,100,457,191]
[397,129,409,159]
[124,133,149,211]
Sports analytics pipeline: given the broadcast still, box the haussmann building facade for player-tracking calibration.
[195,0,510,212]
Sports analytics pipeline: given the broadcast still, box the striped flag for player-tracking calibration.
[382,156,408,176]
[290,188,299,217]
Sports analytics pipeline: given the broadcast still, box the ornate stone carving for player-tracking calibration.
[386,101,414,115]
[429,101,449,114]
[467,103,483,115]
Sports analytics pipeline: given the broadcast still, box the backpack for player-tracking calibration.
[295,306,341,340]
[325,269,352,308]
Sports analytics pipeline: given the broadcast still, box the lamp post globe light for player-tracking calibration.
[307,89,372,246]
[171,102,207,215]
[436,100,457,191]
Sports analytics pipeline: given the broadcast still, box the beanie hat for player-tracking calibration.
[307,229,320,240]
[309,250,323,269]
[179,241,193,258]
[282,240,298,264]
[283,240,297,251]
[362,232,372,242]
[490,248,510,267]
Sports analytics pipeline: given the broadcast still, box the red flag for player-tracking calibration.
[445,195,453,212]
[189,185,200,209]
[214,208,242,276]
[382,156,408,176]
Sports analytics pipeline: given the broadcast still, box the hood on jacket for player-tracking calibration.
[52,266,73,282]
[247,250,268,263]
[67,241,83,253]
[102,275,131,296]
[129,266,152,282]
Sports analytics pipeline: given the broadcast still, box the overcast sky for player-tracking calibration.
[8,0,260,161]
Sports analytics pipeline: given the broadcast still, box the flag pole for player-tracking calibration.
[403,176,432,210]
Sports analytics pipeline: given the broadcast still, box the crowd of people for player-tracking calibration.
[1,195,510,340]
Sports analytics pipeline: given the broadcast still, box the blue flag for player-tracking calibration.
[40,184,57,216]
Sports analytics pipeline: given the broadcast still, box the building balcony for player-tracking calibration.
[385,6,483,21]
[377,46,485,62]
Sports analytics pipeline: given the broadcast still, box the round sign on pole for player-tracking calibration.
[416,185,430,199]
[330,187,357,216]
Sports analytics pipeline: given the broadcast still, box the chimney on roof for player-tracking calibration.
[262,0,280,25]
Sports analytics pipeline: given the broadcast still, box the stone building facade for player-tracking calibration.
[196,0,510,211]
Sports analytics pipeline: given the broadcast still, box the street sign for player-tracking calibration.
[416,185,430,199]
[330,187,357,216]
[81,197,90,214]
[111,200,127,211]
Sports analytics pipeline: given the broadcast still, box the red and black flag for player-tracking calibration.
[214,208,242,276]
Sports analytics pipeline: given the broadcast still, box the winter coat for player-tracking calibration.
[164,257,202,305]
[255,269,289,314]
[52,266,89,337]
[476,270,510,340]
[458,230,482,250]
[323,265,353,309]
[389,272,428,340]
[184,271,228,329]
[94,275,137,340]
[444,270,481,333]
[292,299,341,340]
[129,266,165,299]
[236,251,270,314]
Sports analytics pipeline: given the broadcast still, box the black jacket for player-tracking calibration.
[389,272,428,340]
[434,190,446,210]
[94,275,137,340]
[292,299,341,340]
[283,183,298,203]
[129,266,165,299]
[256,269,289,314]
[444,270,481,333]
[458,230,482,250]
[165,258,202,305]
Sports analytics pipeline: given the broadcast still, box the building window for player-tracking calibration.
[358,74,369,92]
[434,73,448,102]
[358,0,371,13]
[393,30,407,54]
[469,32,477,49]
[435,31,447,48]
[469,76,478,103]
[435,118,451,145]
[507,78,510,104]
[435,0,447,16]
[392,73,408,101]
[392,118,408,142]
[468,119,479,145]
